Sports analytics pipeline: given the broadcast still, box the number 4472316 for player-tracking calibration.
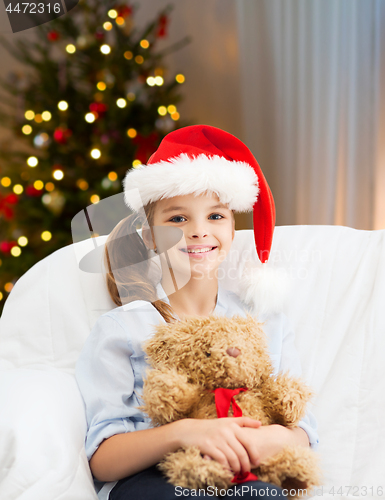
[6,3,62,14]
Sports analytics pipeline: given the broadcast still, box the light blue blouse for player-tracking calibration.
[75,282,319,499]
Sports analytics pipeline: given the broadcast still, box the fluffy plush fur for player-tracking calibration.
[123,153,260,213]
[139,314,322,497]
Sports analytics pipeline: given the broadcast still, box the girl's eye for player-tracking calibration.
[169,214,224,223]
[209,213,224,220]
[169,216,186,223]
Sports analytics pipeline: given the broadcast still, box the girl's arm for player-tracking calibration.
[90,416,262,482]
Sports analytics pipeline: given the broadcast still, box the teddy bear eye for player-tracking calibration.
[205,352,211,357]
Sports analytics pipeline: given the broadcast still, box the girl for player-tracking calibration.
[75,125,319,500]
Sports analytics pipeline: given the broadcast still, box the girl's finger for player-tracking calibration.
[217,442,243,474]
[234,417,262,428]
[225,435,252,474]
[203,447,232,471]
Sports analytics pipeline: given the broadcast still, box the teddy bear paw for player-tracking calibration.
[157,446,235,491]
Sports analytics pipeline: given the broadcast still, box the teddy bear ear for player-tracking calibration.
[238,261,291,316]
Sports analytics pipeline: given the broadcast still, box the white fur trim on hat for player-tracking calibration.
[238,261,291,316]
[123,153,259,213]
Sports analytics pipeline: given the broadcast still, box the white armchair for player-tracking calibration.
[1,225,384,499]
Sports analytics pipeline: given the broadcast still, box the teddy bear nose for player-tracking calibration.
[226,347,241,358]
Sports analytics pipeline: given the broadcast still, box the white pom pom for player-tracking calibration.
[238,261,291,316]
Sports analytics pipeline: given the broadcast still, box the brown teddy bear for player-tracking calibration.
[138,313,321,497]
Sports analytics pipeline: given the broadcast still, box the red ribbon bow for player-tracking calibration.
[210,387,259,484]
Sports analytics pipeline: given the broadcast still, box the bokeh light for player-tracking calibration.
[127,128,137,138]
[27,156,38,167]
[66,44,76,54]
[58,101,68,111]
[25,110,35,120]
[100,44,111,55]
[18,236,28,246]
[91,148,101,159]
[22,125,32,135]
[1,177,11,187]
[41,231,52,241]
[53,169,64,180]
[116,98,127,108]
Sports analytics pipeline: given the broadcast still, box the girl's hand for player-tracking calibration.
[174,417,261,475]
[234,424,309,467]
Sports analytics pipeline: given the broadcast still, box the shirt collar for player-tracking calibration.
[155,281,226,317]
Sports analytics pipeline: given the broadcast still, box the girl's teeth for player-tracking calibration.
[187,247,214,254]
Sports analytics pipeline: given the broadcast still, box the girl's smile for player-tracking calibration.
[180,245,218,258]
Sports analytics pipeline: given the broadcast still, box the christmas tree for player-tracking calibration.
[0,0,191,315]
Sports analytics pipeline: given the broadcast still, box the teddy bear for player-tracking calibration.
[138,313,321,497]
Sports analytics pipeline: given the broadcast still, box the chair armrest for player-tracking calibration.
[0,367,98,499]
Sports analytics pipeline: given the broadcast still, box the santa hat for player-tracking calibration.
[123,124,289,314]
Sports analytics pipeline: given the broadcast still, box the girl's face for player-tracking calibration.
[150,192,235,279]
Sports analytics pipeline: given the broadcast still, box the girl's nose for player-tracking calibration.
[226,347,241,358]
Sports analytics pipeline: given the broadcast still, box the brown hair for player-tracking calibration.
[104,201,177,323]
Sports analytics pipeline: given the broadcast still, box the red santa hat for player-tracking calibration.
[123,124,289,314]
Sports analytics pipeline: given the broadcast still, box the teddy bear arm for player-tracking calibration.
[139,368,201,425]
[261,373,314,426]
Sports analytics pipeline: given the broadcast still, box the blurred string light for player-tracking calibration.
[18,236,28,246]
[42,111,52,121]
[127,128,137,138]
[132,160,141,168]
[45,182,55,191]
[108,171,118,181]
[0,292,2,301]
[53,169,64,180]
[66,44,76,54]
[27,156,38,167]
[58,101,68,111]
[41,231,52,241]
[101,177,111,188]
[11,246,21,257]
[25,110,35,120]
[22,125,32,135]
[126,92,135,101]
[116,98,127,108]
[76,179,89,190]
[167,105,176,114]
[100,44,111,54]
[124,51,133,60]
[34,132,49,147]
[13,184,23,194]
[140,39,150,49]
[108,9,117,19]
[34,180,44,190]
[1,177,11,187]
[34,114,43,123]
[103,22,113,31]
[176,74,185,83]
[116,17,125,26]
[97,82,106,91]
[90,194,100,204]
[91,148,101,159]
[146,76,164,87]
[158,106,167,116]
[135,55,144,64]
[85,112,96,123]
[42,194,51,205]
[4,283,13,292]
